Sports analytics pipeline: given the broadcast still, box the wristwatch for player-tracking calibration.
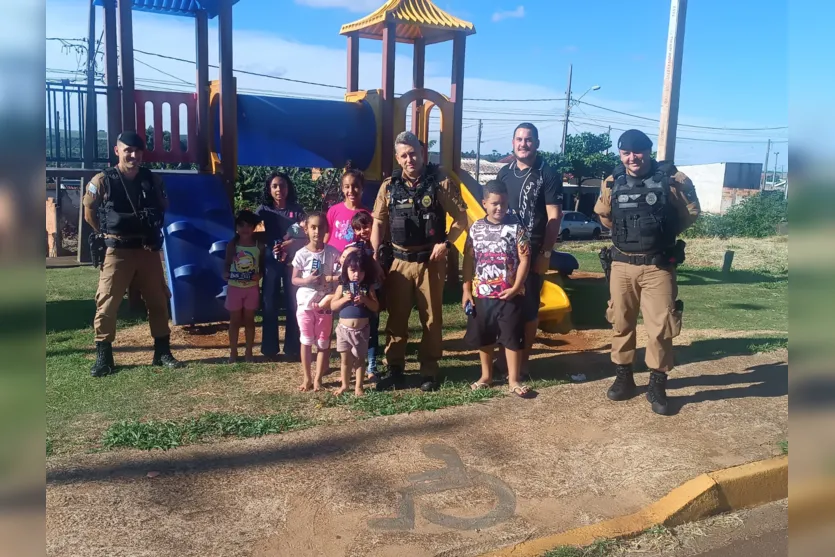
[443,240,452,250]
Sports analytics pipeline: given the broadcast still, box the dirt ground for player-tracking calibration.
[48,342,787,557]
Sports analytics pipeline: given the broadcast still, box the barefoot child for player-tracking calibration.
[461,180,532,397]
[339,211,384,381]
[329,250,379,396]
[223,210,265,363]
[292,212,340,391]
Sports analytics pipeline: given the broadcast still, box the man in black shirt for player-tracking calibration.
[497,123,564,370]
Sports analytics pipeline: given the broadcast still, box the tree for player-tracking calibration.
[539,132,619,183]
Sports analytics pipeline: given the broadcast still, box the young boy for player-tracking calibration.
[340,211,385,381]
[462,180,532,397]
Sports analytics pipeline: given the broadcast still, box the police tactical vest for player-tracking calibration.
[609,161,678,254]
[98,167,161,237]
[387,164,447,248]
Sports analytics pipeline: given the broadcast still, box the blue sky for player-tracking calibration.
[46,0,790,166]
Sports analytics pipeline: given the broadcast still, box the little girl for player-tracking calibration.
[326,162,371,252]
[340,211,384,381]
[292,212,340,391]
[223,210,264,363]
[329,250,379,396]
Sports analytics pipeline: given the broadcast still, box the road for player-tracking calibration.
[695,528,787,557]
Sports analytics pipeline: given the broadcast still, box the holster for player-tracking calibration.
[599,247,612,283]
[378,243,394,273]
[89,233,106,268]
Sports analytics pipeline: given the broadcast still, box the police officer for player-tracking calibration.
[594,129,700,415]
[82,131,181,377]
[371,131,468,391]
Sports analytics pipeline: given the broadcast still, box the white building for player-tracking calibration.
[677,162,762,214]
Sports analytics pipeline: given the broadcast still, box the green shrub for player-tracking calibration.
[682,192,787,239]
[233,166,343,214]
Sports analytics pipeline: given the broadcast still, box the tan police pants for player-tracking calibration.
[94,247,171,343]
[606,261,682,372]
[383,256,445,375]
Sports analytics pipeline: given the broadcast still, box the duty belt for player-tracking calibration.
[393,248,432,263]
[611,248,676,267]
[103,234,145,249]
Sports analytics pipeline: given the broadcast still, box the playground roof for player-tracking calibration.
[92,0,241,19]
[339,0,475,44]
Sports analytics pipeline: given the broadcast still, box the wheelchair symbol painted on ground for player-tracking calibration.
[369,443,516,531]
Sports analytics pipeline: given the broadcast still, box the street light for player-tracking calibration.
[561,83,601,154]
[575,84,601,104]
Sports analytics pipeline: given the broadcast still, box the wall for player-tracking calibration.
[723,162,762,189]
[678,163,726,214]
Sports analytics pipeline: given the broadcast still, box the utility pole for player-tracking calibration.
[606,125,612,153]
[657,0,687,161]
[83,0,98,169]
[773,152,780,185]
[475,119,483,183]
[560,63,573,154]
[761,139,771,188]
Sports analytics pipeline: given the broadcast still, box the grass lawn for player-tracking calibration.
[47,237,787,456]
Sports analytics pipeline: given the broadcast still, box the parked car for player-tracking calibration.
[560,211,602,240]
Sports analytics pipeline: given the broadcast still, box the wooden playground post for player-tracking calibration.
[195,10,210,172]
[117,0,136,131]
[411,38,426,135]
[346,32,360,93]
[381,21,396,179]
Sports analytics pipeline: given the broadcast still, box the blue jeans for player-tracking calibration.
[261,259,299,357]
[367,311,379,375]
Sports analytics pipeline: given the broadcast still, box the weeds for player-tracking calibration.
[101,412,313,451]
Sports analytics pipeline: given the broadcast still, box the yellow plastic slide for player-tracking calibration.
[445,170,572,324]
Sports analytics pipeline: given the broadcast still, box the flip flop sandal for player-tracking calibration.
[470,381,491,391]
[510,385,532,398]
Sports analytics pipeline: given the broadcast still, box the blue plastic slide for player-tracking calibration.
[160,172,234,326]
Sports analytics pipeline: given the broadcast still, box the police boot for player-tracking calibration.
[606,364,637,401]
[375,364,405,392]
[646,370,670,416]
[90,341,115,377]
[152,336,183,368]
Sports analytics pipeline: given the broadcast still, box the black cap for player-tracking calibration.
[617,129,653,152]
[116,131,146,150]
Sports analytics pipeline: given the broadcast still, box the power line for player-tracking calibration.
[577,120,789,144]
[47,37,788,134]
[576,100,788,131]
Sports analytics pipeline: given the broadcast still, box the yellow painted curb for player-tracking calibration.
[479,456,787,557]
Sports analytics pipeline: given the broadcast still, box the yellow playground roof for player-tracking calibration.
[339,0,476,44]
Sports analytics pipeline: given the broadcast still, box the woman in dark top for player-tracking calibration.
[255,172,307,360]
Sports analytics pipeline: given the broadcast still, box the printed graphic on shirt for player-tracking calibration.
[228,244,261,288]
[470,218,529,298]
[333,219,355,244]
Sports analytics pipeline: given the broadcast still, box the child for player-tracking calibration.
[223,210,265,363]
[329,250,380,396]
[326,162,371,252]
[340,211,384,381]
[255,171,306,360]
[292,212,340,391]
[461,180,532,397]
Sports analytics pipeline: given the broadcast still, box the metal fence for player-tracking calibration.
[45,81,110,166]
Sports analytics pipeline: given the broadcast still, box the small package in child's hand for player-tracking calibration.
[286,223,306,240]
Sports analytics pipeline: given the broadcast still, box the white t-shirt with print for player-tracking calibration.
[292,244,340,310]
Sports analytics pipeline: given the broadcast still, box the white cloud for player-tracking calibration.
[45,0,783,166]
[294,0,383,13]
[491,5,525,23]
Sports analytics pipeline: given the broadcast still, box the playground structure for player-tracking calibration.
[50,0,571,328]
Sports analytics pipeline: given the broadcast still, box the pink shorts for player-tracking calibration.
[297,309,333,350]
[225,285,260,311]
